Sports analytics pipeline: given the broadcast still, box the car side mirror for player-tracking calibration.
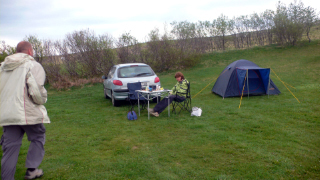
[102,75,107,79]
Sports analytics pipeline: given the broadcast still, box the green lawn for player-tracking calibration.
[1,41,320,179]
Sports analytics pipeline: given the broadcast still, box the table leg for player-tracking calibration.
[148,93,150,120]
[138,93,140,116]
[168,92,170,117]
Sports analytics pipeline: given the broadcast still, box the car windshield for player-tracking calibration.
[118,66,155,78]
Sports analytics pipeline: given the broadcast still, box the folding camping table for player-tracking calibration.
[136,89,172,119]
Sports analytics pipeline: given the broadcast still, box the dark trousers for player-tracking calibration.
[1,124,46,180]
[154,95,185,114]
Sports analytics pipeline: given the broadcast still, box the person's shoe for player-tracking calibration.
[148,108,154,113]
[151,112,159,117]
[25,169,43,179]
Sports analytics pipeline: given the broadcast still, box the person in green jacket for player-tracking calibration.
[148,72,189,117]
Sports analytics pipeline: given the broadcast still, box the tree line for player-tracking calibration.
[0,1,319,88]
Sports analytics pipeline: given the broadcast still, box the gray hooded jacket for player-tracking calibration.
[0,53,50,126]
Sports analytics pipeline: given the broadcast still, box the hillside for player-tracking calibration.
[1,40,319,179]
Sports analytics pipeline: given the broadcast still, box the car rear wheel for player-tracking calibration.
[112,93,121,107]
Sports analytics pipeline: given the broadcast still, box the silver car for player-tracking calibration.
[102,63,161,106]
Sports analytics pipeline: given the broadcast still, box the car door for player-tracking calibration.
[105,66,117,97]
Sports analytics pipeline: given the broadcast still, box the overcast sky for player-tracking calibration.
[1,0,319,47]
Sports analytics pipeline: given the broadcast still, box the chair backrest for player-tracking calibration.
[172,81,192,113]
[127,82,142,100]
[174,81,191,101]
[186,82,191,98]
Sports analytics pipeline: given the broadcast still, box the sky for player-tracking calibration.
[0,0,319,47]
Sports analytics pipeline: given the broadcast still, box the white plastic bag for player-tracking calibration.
[191,107,202,117]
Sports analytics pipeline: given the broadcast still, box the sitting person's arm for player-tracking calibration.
[170,82,179,94]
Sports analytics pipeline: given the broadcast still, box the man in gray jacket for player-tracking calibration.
[0,41,50,180]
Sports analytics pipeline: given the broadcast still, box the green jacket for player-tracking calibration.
[171,79,189,97]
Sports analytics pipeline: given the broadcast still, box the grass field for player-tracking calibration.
[1,40,320,179]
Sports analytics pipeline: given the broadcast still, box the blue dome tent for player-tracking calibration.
[212,59,281,98]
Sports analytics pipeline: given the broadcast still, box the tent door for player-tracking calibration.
[237,69,270,96]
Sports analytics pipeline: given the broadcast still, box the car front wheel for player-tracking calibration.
[112,93,121,107]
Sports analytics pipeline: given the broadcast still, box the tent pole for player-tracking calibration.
[247,69,249,99]
[268,70,271,98]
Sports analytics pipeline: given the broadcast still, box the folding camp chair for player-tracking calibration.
[172,82,191,114]
[127,82,147,111]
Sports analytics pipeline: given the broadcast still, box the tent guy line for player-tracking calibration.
[271,68,300,103]
[192,69,229,99]
[192,77,217,99]
[270,75,296,89]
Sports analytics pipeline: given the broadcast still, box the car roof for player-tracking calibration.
[116,63,149,67]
